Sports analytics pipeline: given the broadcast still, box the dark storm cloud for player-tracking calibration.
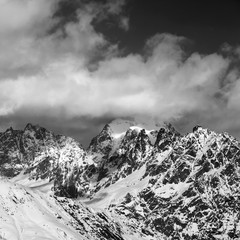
[0,0,240,145]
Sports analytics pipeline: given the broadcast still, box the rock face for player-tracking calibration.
[106,126,240,239]
[0,120,240,239]
[0,123,86,198]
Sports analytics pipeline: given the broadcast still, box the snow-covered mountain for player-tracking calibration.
[0,120,240,239]
[0,177,128,240]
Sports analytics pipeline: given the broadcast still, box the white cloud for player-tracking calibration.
[0,0,57,33]
[0,33,231,121]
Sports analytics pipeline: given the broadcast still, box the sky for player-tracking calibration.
[0,0,240,147]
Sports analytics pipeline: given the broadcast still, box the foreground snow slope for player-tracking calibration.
[0,178,84,240]
[0,178,127,240]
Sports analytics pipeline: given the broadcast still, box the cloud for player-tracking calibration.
[119,16,129,31]
[0,0,240,141]
[0,33,231,118]
[0,0,127,80]
[0,0,56,33]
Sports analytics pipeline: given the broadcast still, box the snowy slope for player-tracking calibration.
[0,178,85,240]
[0,178,132,240]
[84,165,149,210]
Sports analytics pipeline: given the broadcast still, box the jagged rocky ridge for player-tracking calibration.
[0,123,87,197]
[0,120,240,239]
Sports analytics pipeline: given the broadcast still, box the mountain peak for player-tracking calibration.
[24,123,38,131]
[108,119,135,136]
[101,123,113,135]
[23,123,50,138]
[108,118,161,137]
[5,126,14,133]
[193,125,203,132]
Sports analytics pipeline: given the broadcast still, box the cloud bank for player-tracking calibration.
[0,0,240,143]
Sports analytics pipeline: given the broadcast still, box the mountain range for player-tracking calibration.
[0,119,240,239]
